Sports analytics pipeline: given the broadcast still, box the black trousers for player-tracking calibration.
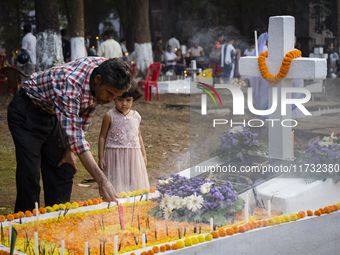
[7,89,74,212]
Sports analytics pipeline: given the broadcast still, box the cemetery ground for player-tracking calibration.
[0,91,202,215]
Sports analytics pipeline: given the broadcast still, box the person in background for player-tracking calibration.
[188,42,203,57]
[21,23,36,82]
[166,34,180,53]
[234,38,242,78]
[98,81,149,193]
[61,28,71,63]
[196,50,210,70]
[85,30,95,56]
[164,45,177,74]
[120,38,128,61]
[210,34,224,78]
[221,36,236,81]
[186,51,195,68]
[325,41,335,78]
[97,30,122,59]
[175,49,185,74]
[153,36,164,63]
[243,38,255,56]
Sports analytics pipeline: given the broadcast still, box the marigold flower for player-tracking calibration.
[39,207,47,214]
[25,211,32,217]
[141,252,147,255]
[130,253,135,255]
[290,213,298,221]
[171,243,178,250]
[211,231,219,238]
[238,226,246,233]
[17,211,25,218]
[251,222,258,228]
[191,237,199,244]
[6,214,14,221]
[159,245,166,252]
[184,237,192,246]
[165,244,171,250]
[307,210,313,216]
[149,186,157,193]
[13,213,20,219]
[205,233,213,241]
[231,225,239,233]
[92,199,99,205]
[247,223,253,230]
[219,229,227,237]
[262,220,269,227]
[152,246,159,253]
[0,215,5,222]
[142,188,150,194]
[273,216,281,224]
[257,221,263,227]
[319,208,325,214]
[314,210,321,216]
[77,201,83,207]
[333,205,339,211]
[226,228,234,235]
[177,240,185,248]
[83,201,88,206]
[197,235,205,243]
[147,249,154,255]
[32,209,40,216]
[98,197,103,203]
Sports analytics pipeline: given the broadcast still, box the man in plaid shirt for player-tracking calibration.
[8,57,132,212]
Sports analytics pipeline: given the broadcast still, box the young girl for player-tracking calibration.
[98,82,150,193]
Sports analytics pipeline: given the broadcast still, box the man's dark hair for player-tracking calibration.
[120,38,126,43]
[119,80,142,101]
[104,30,114,38]
[23,24,32,33]
[61,29,67,37]
[170,33,175,38]
[92,58,132,91]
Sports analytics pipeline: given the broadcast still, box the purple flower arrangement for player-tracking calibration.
[150,174,243,226]
[211,126,267,161]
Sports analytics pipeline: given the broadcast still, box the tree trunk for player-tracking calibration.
[133,0,153,75]
[34,0,63,71]
[70,0,85,60]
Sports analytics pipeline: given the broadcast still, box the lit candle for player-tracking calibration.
[118,204,125,230]
[245,194,249,223]
[254,30,258,58]
[35,202,39,221]
[210,218,213,231]
[61,240,64,255]
[114,236,118,255]
[34,232,38,255]
[142,233,146,248]
[268,200,271,218]
[84,242,88,255]
[9,223,12,243]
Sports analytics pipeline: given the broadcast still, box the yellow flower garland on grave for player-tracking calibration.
[258,50,301,84]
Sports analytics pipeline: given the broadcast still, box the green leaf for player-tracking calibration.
[10,226,17,255]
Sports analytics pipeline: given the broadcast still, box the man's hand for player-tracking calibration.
[57,147,78,174]
[99,180,119,203]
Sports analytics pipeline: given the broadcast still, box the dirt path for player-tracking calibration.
[0,92,191,215]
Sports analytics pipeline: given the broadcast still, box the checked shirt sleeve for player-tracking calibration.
[53,81,91,155]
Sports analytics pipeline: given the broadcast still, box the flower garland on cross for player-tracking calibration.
[258,50,301,84]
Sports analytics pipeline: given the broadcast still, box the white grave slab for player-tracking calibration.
[151,78,201,94]
[239,16,327,160]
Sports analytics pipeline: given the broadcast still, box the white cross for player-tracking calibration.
[239,16,326,159]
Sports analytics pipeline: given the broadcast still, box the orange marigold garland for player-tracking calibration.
[258,50,301,84]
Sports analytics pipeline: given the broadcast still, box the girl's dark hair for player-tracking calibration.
[118,80,142,101]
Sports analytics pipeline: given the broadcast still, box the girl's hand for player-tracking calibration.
[144,156,147,167]
[98,158,106,171]
[58,147,78,174]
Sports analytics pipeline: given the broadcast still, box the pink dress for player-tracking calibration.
[104,108,150,193]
